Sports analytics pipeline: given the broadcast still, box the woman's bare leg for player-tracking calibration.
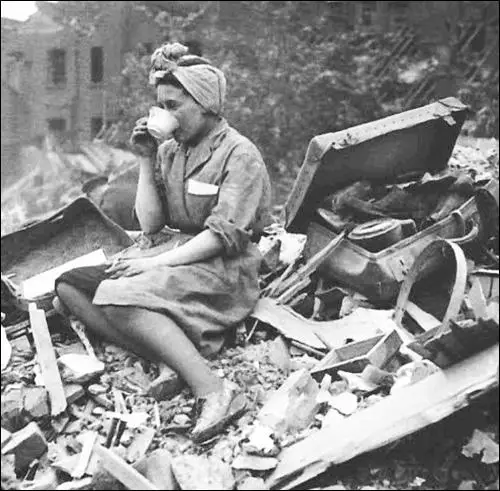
[56,283,153,359]
[56,282,222,397]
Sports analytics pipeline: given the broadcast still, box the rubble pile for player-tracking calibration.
[1,138,137,237]
[1,125,499,489]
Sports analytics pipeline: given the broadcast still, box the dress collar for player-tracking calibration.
[182,118,229,180]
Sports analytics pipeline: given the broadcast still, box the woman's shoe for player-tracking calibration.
[191,380,247,443]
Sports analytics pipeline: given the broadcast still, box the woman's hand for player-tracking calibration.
[129,117,157,158]
[105,257,160,279]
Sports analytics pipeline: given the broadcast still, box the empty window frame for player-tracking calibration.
[48,48,66,85]
[91,46,104,83]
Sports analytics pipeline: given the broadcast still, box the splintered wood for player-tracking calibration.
[28,303,67,416]
[266,345,500,490]
[93,444,158,490]
[265,231,346,303]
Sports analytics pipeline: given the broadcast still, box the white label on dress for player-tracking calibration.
[187,179,219,196]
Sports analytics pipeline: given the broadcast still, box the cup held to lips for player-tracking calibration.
[147,106,179,141]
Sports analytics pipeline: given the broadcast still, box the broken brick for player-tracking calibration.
[23,387,50,420]
[258,368,320,437]
[1,387,29,432]
[172,455,235,490]
[237,476,269,490]
[126,427,155,463]
[147,365,183,401]
[134,449,177,490]
[1,422,48,473]
[64,384,86,405]
[232,454,278,471]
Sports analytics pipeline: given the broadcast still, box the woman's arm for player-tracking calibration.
[106,229,223,278]
[135,156,166,233]
[129,117,166,233]
[155,229,223,266]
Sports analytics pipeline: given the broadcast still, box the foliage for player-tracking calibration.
[113,2,389,205]
[58,1,498,208]
[110,1,498,208]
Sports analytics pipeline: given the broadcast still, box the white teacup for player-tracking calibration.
[147,106,179,141]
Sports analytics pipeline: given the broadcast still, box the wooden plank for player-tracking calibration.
[23,249,107,299]
[468,277,488,320]
[311,331,402,380]
[313,337,381,373]
[276,277,311,305]
[251,300,390,352]
[72,432,97,479]
[471,270,499,301]
[273,232,345,299]
[127,427,156,463]
[29,304,67,416]
[314,308,394,350]
[251,298,326,350]
[404,301,441,331]
[93,444,158,490]
[367,330,403,368]
[265,259,297,297]
[266,344,499,490]
[69,319,98,360]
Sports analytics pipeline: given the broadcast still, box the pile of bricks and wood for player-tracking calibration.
[1,98,499,490]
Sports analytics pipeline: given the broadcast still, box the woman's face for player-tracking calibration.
[156,83,208,144]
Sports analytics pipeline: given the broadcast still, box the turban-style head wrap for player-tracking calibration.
[149,42,226,116]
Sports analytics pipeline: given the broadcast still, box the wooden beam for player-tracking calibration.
[405,301,441,331]
[252,299,390,351]
[272,232,345,299]
[251,298,326,350]
[266,344,499,490]
[275,277,311,305]
[29,304,67,416]
[127,427,155,463]
[93,444,158,490]
[72,432,97,479]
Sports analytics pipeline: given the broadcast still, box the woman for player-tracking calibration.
[55,43,273,442]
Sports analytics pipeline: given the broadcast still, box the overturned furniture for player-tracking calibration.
[1,197,133,335]
[263,98,499,489]
[285,97,499,303]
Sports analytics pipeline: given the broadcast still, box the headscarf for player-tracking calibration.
[149,42,227,116]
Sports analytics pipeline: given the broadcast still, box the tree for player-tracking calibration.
[113,1,386,202]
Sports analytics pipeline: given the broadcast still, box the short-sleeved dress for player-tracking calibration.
[58,119,273,358]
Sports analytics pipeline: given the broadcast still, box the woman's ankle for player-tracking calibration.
[193,375,224,399]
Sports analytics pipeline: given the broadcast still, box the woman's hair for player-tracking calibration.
[157,72,185,90]
[150,43,227,115]
[156,57,211,95]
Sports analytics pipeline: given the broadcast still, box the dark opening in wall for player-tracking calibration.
[48,48,66,85]
[91,117,104,139]
[91,46,104,83]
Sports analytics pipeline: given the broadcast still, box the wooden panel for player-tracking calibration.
[267,344,499,490]
[310,331,402,380]
[93,444,158,490]
[405,301,441,331]
[367,330,403,368]
[29,304,67,416]
[313,337,381,373]
[285,97,468,232]
[251,298,326,350]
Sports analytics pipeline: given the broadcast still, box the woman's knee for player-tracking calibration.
[55,280,71,300]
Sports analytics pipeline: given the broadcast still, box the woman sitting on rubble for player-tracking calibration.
[55,42,273,442]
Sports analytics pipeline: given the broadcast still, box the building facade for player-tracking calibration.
[1,1,164,185]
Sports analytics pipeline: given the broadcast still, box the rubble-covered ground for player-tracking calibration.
[1,315,498,490]
[1,136,499,490]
